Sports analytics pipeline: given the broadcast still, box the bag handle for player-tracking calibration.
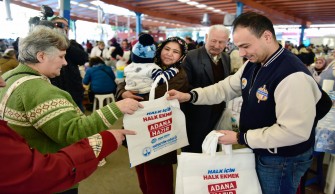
[149,75,168,101]
[202,130,233,156]
[221,144,233,155]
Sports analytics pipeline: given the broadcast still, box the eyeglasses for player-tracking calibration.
[54,22,69,29]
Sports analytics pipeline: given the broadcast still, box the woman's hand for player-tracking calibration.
[121,90,144,101]
[167,89,190,103]
[115,98,143,114]
[106,129,136,146]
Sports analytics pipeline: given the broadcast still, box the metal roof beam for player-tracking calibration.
[102,0,200,25]
[232,0,310,25]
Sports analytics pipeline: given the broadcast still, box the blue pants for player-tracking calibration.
[256,147,313,194]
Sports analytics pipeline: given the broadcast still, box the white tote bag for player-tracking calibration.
[123,75,189,167]
[176,133,262,194]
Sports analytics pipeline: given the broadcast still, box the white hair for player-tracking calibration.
[207,24,231,38]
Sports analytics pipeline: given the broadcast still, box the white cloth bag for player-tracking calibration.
[123,75,189,167]
[176,131,262,194]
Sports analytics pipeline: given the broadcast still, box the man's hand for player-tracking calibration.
[217,130,238,145]
[167,89,191,103]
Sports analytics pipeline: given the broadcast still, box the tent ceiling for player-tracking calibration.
[11,0,335,29]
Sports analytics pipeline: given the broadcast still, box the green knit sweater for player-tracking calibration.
[0,64,123,154]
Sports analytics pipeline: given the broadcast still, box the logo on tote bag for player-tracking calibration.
[147,118,172,137]
[142,147,152,157]
[208,181,237,194]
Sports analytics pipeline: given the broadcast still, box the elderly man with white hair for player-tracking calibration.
[181,24,232,153]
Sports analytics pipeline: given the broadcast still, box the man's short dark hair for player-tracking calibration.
[232,12,276,40]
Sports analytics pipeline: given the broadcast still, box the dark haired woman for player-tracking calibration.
[116,37,189,194]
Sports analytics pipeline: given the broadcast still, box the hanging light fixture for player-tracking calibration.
[201,13,211,26]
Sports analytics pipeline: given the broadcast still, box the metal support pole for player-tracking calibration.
[299,25,306,46]
[58,0,70,22]
[73,20,76,40]
[135,12,142,37]
[127,15,130,38]
[115,15,118,30]
[4,0,13,21]
[236,2,244,17]
[98,6,102,24]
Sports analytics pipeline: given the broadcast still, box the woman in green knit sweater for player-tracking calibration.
[0,26,142,194]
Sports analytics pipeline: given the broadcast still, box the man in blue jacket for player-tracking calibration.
[168,12,327,194]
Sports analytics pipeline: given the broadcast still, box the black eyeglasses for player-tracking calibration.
[54,22,68,29]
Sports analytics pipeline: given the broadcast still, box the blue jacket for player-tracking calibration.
[83,64,117,94]
[191,46,322,157]
[240,47,317,156]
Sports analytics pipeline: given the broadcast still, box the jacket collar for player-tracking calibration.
[263,44,284,67]
[200,46,228,83]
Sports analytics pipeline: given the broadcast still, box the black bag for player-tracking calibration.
[315,88,332,120]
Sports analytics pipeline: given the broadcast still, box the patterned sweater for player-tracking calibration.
[0,64,123,154]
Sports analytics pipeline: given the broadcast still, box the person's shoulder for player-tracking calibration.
[85,67,94,73]
[188,47,203,54]
[9,59,19,64]
[185,47,204,60]
[0,58,7,63]
[17,77,56,95]
[102,64,113,70]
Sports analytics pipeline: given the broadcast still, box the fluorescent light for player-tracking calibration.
[177,0,190,2]
[90,0,102,6]
[187,1,199,6]
[78,3,89,8]
[311,24,335,28]
[88,6,97,10]
[70,1,78,5]
[206,7,215,10]
[196,4,207,8]
[213,9,221,12]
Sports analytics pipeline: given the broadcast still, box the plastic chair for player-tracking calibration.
[93,93,115,111]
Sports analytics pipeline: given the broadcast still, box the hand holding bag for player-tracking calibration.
[123,75,189,167]
[176,131,262,194]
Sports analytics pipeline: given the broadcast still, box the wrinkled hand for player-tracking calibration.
[166,89,190,103]
[121,90,144,101]
[107,129,136,146]
[116,98,143,114]
[217,130,238,145]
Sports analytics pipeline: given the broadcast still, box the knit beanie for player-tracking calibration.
[131,34,156,63]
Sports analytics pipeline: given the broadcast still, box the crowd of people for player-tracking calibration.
[0,11,334,194]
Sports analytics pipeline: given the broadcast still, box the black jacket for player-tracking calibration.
[50,40,88,103]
